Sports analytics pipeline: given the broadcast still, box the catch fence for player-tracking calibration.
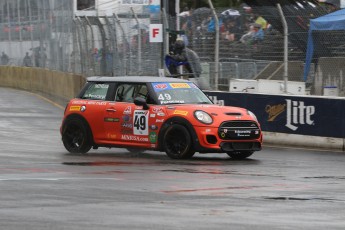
[0,1,344,96]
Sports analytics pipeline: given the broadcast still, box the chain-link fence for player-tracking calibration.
[0,1,344,96]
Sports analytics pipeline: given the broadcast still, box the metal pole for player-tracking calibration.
[114,13,128,75]
[162,8,169,59]
[6,0,12,58]
[131,7,142,74]
[208,0,219,91]
[175,0,183,75]
[85,17,96,75]
[277,3,288,94]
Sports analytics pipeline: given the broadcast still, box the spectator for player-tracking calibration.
[1,52,9,65]
[252,23,264,43]
[38,49,47,68]
[23,52,32,67]
[240,23,264,45]
[240,24,255,44]
[254,14,267,30]
[224,19,241,41]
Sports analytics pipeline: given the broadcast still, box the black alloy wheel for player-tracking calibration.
[62,118,92,154]
[163,124,195,159]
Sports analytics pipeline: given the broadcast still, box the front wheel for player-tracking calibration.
[163,124,195,159]
[62,118,92,154]
[226,151,254,160]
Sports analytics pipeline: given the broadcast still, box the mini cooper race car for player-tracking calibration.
[60,76,262,159]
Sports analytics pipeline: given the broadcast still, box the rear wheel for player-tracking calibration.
[226,151,253,160]
[163,124,195,159]
[62,118,92,154]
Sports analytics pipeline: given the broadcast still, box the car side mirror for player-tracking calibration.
[134,97,149,110]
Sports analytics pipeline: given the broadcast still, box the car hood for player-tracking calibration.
[164,104,258,126]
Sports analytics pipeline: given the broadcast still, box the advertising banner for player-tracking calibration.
[206,92,345,138]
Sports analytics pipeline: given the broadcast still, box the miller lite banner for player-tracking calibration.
[149,24,163,42]
[206,92,345,138]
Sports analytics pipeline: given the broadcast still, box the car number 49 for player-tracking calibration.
[133,110,149,135]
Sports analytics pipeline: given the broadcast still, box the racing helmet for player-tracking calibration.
[174,39,185,50]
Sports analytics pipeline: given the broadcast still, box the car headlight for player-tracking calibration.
[194,110,213,124]
[247,110,258,122]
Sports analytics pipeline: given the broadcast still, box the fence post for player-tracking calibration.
[131,7,142,74]
[208,0,219,90]
[277,3,288,94]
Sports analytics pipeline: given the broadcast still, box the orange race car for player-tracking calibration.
[60,76,262,159]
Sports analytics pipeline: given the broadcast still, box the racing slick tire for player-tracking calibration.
[226,151,254,160]
[163,124,195,159]
[62,118,92,154]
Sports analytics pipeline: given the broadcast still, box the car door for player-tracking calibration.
[104,83,151,148]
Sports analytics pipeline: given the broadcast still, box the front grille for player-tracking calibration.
[220,142,262,151]
[218,120,260,140]
[221,121,259,129]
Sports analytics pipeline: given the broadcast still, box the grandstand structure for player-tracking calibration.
[0,0,344,94]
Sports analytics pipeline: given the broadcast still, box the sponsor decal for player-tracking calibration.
[157,112,165,116]
[161,100,185,104]
[170,83,191,88]
[149,132,157,143]
[285,99,315,131]
[70,106,81,111]
[150,125,158,130]
[107,133,117,139]
[151,144,157,148]
[124,106,132,114]
[123,115,131,122]
[80,105,86,112]
[234,130,251,137]
[71,100,85,104]
[265,100,315,131]
[104,117,120,122]
[173,110,188,116]
[265,103,286,122]
[121,135,148,142]
[153,83,168,90]
[156,119,164,123]
[87,101,106,105]
[122,123,133,128]
[121,129,132,134]
[150,114,156,118]
[152,107,163,113]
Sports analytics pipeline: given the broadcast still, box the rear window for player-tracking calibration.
[82,83,109,100]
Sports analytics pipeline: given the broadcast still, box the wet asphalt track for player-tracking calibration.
[0,87,345,230]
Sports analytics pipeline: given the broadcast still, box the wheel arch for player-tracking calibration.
[157,116,198,151]
[61,113,95,146]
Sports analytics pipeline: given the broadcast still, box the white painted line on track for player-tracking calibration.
[0,177,122,181]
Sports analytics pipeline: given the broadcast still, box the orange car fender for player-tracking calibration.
[157,116,198,151]
[61,113,95,146]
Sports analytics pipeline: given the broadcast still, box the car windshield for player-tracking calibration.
[151,82,213,105]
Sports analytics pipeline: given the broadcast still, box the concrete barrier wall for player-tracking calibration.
[0,66,86,104]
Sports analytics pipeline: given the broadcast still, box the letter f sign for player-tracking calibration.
[150,24,163,42]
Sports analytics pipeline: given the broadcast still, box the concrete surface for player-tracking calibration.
[0,87,345,230]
